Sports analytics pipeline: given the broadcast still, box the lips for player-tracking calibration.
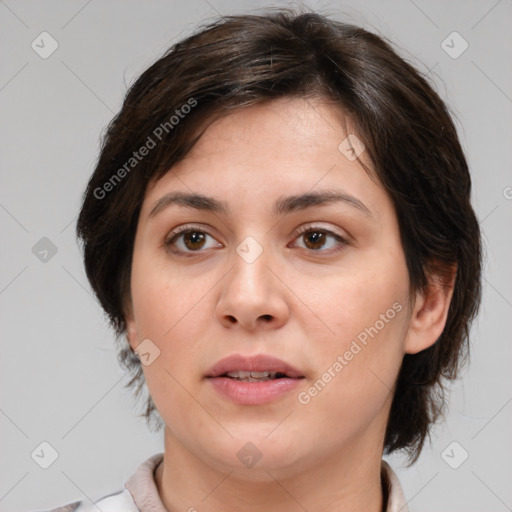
[206,354,305,405]
[206,354,304,380]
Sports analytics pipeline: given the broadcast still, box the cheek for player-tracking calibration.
[130,251,211,341]
[131,263,213,426]
[305,258,409,350]
[129,254,216,405]
[298,251,409,402]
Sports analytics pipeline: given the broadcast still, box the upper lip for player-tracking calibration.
[206,354,304,379]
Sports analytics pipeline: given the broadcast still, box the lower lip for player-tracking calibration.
[207,377,302,405]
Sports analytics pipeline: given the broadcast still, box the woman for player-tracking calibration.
[47,7,482,512]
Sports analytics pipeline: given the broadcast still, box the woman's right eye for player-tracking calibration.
[164,227,223,256]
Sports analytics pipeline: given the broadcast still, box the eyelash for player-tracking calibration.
[163,223,349,258]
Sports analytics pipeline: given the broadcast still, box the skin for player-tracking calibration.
[125,96,455,512]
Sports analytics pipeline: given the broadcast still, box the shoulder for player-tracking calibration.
[37,488,139,512]
[381,460,409,512]
[34,453,164,512]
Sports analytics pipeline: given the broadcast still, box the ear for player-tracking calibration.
[405,263,457,354]
[124,302,139,352]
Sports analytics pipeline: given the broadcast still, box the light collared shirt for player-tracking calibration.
[42,453,409,512]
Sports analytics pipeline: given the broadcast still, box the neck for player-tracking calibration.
[155,430,386,512]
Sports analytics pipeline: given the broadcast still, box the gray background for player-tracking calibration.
[1,0,511,510]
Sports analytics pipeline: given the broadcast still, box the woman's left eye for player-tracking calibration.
[291,227,348,253]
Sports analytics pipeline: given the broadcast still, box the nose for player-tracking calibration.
[215,247,290,331]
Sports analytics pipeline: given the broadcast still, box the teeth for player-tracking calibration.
[225,370,280,381]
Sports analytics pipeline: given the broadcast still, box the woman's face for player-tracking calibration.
[126,97,418,476]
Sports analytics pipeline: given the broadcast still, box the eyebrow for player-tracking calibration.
[148,189,373,219]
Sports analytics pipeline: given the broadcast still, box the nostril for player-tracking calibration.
[227,315,237,323]
[260,314,272,321]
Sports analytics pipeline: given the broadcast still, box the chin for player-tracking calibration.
[201,427,306,475]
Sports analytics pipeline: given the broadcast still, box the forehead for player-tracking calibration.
[183,96,356,163]
[141,97,389,218]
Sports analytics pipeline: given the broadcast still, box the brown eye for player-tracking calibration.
[292,226,348,254]
[302,230,327,250]
[164,226,222,256]
[182,231,206,250]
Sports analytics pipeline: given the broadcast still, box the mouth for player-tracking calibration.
[206,353,304,380]
[221,370,292,382]
[206,354,305,405]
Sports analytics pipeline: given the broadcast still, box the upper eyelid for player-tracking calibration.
[294,222,346,237]
[165,223,218,241]
[166,222,344,237]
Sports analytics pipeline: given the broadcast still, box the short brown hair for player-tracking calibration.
[76,7,482,463]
